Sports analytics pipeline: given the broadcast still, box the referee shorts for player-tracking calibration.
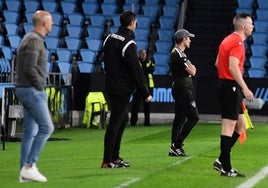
[217,79,243,120]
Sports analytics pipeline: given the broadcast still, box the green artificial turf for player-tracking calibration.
[1,123,268,188]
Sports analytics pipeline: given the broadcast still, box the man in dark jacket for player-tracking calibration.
[102,11,152,168]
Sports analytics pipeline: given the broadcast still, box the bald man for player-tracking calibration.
[15,10,54,183]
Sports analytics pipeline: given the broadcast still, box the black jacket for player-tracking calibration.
[103,27,150,99]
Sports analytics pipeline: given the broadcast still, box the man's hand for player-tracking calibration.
[145,95,152,102]
[243,88,254,102]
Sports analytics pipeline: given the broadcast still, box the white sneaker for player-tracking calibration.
[20,166,47,182]
[19,175,33,183]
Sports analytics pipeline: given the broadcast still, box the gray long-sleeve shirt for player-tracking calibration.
[15,31,47,90]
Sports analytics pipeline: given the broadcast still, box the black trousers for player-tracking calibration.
[103,94,130,163]
[130,91,151,125]
[171,89,199,146]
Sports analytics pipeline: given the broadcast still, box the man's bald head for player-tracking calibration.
[32,10,51,26]
[32,10,53,36]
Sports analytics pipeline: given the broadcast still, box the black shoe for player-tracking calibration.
[114,158,131,167]
[213,159,222,171]
[101,162,120,168]
[221,168,245,177]
[168,143,187,157]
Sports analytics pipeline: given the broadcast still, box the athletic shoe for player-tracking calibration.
[114,158,131,167]
[19,175,33,183]
[213,158,222,171]
[168,143,187,157]
[101,162,119,168]
[221,168,245,177]
[20,165,47,182]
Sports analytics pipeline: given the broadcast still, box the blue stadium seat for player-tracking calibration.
[237,0,254,8]
[23,23,33,34]
[87,26,104,39]
[162,6,179,18]
[155,40,173,53]
[3,10,20,24]
[154,64,169,75]
[65,37,82,52]
[250,44,268,57]
[68,13,84,26]
[82,2,99,16]
[47,25,62,37]
[159,16,176,29]
[4,23,19,35]
[256,9,268,21]
[78,62,94,73]
[60,1,76,15]
[252,32,268,44]
[144,0,159,5]
[136,40,149,51]
[57,62,72,84]
[137,15,152,28]
[84,0,99,2]
[125,0,139,4]
[25,11,35,23]
[5,0,22,12]
[101,3,118,17]
[153,52,170,66]
[57,61,72,72]
[45,36,60,51]
[66,25,83,38]
[47,61,52,73]
[0,35,4,46]
[85,38,102,52]
[249,56,267,68]
[236,8,253,15]
[257,0,268,9]
[123,4,140,14]
[7,35,22,50]
[141,5,159,19]
[112,15,120,27]
[109,26,117,33]
[51,12,63,26]
[79,49,96,63]
[23,0,40,12]
[165,0,181,6]
[249,20,268,32]
[103,0,117,3]
[88,14,106,27]
[248,67,266,78]
[1,46,13,60]
[135,28,150,40]
[56,48,72,62]
[42,1,58,12]
[158,28,174,41]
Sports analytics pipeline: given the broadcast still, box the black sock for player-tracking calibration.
[218,131,240,162]
[231,131,240,148]
[219,135,232,172]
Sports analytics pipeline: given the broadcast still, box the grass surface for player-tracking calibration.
[1,123,268,188]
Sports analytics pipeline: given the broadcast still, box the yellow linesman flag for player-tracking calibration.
[239,101,254,145]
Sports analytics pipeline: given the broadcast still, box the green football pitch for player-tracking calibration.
[1,122,268,188]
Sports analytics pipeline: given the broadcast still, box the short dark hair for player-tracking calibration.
[120,11,136,27]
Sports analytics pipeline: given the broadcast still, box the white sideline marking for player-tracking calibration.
[169,156,192,167]
[236,165,268,188]
[114,157,191,188]
[114,177,141,188]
